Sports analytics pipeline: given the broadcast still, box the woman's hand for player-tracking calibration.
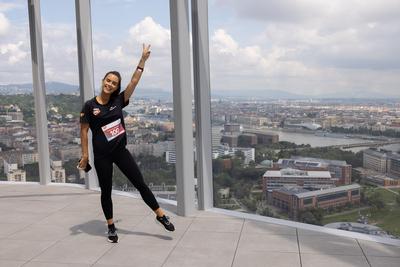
[78,156,88,170]
[141,43,151,61]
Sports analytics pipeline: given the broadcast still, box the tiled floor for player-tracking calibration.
[0,183,399,267]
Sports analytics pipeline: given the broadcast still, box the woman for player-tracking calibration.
[78,44,174,243]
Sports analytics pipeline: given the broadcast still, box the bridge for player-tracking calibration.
[330,140,400,149]
[278,139,400,151]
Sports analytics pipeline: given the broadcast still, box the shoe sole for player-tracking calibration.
[155,219,175,232]
[107,238,119,243]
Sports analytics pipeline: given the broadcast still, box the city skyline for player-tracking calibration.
[0,0,400,97]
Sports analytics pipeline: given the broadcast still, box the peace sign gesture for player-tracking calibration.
[141,44,151,61]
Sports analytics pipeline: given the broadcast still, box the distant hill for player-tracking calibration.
[1,82,398,100]
[211,89,305,100]
[134,88,172,101]
[0,82,79,95]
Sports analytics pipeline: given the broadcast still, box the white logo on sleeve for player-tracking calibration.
[101,119,125,141]
[110,106,116,111]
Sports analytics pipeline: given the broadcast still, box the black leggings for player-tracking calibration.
[94,147,160,220]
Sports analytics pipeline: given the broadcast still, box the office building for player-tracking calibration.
[271,184,361,219]
[263,168,335,192]
[277,157,352,185]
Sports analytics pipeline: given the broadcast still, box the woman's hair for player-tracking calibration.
[102,71,121,98]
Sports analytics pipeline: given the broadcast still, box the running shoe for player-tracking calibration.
[156,215,175,232]
[107,228,119,243]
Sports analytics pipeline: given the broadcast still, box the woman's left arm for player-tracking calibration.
[124,44,151,103]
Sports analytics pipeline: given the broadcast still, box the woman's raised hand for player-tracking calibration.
[141,44,151,61]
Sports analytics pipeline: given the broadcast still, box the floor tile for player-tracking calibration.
[242,220,297,235]
[187,217,243,233]
[358,239,400,257]
[233,251,300,267]
[163,246,235,267]
[0,239,55,261]
[238,233,299,253]
[95,243,173,267]
[31,235,113,265]
[301,254,370,267]
[299,234,363,255]
[368,256,400,267]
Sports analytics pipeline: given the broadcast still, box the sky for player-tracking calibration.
[0,0,399,97]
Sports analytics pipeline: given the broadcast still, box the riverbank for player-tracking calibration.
[257,127,400,152]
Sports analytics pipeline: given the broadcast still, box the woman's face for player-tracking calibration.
[102,73,119,95]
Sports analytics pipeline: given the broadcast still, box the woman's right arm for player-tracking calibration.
[79,122,90,168]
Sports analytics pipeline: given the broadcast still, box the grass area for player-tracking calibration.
[390,188,400,194]
[322,187,400,237]
[322,209,364,224]
[365,187,397,203]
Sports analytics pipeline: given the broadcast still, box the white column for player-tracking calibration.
[169,0,196,216]
[192,0,213,210]
[75,0,98,189]
[27,0,51,185]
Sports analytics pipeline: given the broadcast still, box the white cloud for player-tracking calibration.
[128,16,170,48]
[95,45,126,62]
[1,1,399,98]
[208,27,400,96]
[0,12,10,35]
[92,17,172,91]
[40,23,79,83]
[0,2,23,12]
[209,0,400,96]
[212,29,239,55]
[0,41,27,64]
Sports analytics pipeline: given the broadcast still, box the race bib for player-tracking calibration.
[101,119,125,142]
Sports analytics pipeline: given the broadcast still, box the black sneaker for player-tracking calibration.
[156,215,175,232]
[107,228,119,243]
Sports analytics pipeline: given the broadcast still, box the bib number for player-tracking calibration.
[101,119,125,141]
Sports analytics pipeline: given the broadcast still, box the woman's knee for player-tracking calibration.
[100,190,112,200]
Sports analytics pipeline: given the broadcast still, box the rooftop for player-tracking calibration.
[264,168,332,178]
[290,156,349,166]
[295,184,361,198]
[1,183,399,267]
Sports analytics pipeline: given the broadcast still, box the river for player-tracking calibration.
[273,130,400,153]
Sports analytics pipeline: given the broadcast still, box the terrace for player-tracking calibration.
[0,183,399,267]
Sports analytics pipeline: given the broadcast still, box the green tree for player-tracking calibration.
[298,208,324,225]
[214,173,233,188]
[368,191,386,211]
[241,196,257,212]
[257,204,274,217]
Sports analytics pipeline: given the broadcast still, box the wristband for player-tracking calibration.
[137,66,144,72]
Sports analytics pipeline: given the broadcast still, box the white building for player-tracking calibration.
[166,145,197,164]
[3,158,18,174]
[166,150,177,164]
[22,152,39,165]
[215,145,255,164]
[50,157,66,183]
[7,169,26,182]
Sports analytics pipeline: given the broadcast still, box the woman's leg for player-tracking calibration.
[94,156,114,223]
[113,148,160,212]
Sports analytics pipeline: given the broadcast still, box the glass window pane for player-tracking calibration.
[209,0,400,240]
[0,0,37,182]
[40,0,81,184]
[91,0,176,199]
